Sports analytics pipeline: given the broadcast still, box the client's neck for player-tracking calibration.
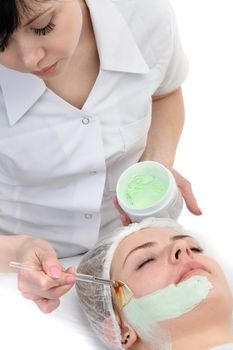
[172,321,233,350]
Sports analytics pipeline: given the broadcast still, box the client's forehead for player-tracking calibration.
[121,226,181,249]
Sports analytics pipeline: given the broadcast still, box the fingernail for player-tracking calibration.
[49,267,61,279]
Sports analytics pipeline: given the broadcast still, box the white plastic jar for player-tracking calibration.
[116,161,183,222]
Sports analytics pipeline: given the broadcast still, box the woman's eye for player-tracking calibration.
[190,247,203,253]
[33,22,55,36]
[136,258,155,270]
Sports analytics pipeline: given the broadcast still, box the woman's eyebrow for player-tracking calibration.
[123,242,157,267]
[24,6,54,27]
[171,234,192,240]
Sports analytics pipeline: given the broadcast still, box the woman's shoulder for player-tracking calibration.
[112,0,174,27]
[112,0,176,67]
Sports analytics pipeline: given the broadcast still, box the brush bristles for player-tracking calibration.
[112,281,133,310]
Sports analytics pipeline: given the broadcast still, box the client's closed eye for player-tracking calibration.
[136,257,156,270]
[190,247,203,253]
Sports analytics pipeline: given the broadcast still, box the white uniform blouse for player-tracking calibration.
[0,0,188,257]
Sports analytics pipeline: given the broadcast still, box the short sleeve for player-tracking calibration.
[153,6,189,96]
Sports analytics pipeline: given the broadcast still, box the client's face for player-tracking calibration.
[111,227,231,298]
[111,226,233,342]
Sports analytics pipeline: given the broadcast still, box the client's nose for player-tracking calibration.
[170,240,193,264]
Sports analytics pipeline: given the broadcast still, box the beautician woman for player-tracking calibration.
[0,0,201,313]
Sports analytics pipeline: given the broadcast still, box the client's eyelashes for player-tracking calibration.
[190,247,203,253]
[136,257,156,270]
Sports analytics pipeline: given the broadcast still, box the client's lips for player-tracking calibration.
[176,261,210,284]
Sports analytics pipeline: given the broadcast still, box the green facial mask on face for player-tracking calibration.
[123,275,213,342]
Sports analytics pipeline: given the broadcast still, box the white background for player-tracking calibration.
[0,1,233,349]
[171,0,233,271]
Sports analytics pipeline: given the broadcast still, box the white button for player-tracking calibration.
[82,117,90,125]
[89,171,97,175]
[84,213,93,219]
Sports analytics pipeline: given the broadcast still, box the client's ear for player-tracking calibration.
[103,316,120,345]
[120,321,138,349]
[103,314,138,349]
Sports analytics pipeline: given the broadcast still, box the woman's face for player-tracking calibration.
[0,0,83,79]
[111,226,232,310]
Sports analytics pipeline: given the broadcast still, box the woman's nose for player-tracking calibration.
[170,240,193,264]
[20,45,45,70]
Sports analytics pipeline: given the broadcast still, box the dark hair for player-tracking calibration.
[0,0,38,52]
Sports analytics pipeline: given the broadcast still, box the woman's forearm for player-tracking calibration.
[140,87,185,167]
[0,234,31,272]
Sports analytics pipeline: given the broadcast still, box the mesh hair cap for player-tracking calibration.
[76,218,197,349]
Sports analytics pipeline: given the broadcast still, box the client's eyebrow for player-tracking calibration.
[171,234,192,241]
[123,242,157,267]
[123,234,192,267]
[24,7,54,27]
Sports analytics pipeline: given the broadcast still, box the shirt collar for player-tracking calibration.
[0,65,46,126]
[0,0,149,126]
[86,0,149,74]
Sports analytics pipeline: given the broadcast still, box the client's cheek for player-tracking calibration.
[124,269,171,298]
[122,275,213,343]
